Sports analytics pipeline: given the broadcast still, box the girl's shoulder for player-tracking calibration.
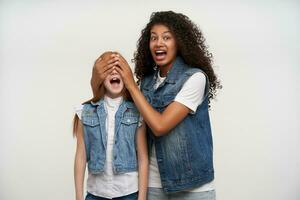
[74,104,84,120]
[123,101,139,114]
[74,101,101,120]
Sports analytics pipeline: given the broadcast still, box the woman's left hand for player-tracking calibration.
[113,53,137,90]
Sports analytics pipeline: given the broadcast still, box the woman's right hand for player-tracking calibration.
[90,54,119,97]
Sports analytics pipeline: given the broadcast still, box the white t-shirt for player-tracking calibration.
[148,71,215,192]
[75,96,139,198]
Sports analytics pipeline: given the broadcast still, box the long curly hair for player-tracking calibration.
[134,11,221,106]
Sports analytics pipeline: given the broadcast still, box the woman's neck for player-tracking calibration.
[158,61,175,77]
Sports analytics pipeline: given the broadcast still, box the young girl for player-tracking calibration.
[73,51,148,200]
[91,11,221,200]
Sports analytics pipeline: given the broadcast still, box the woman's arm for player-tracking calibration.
[136,122,149,200]
[114,54,190,136]
[74,120,86,200]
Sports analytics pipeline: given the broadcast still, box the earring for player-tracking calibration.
[153,64,158,71]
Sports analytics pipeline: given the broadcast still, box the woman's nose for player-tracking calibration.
[155,37,164,47]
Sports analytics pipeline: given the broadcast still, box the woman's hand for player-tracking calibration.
[113,53,137,91]
[90,54,118,97]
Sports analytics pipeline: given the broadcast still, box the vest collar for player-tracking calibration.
[157,56,188,84]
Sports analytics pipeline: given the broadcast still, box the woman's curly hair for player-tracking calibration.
[134,11,222,106]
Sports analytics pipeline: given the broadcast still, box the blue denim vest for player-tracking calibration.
[81,99,140,174]
[141,57,214,193]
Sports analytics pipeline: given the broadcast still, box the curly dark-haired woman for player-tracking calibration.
[91,11,221,200]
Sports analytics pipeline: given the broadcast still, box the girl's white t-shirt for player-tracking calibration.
[75,96,138,198]
[149,71,215,192]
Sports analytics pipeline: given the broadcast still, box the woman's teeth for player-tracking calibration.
[155,50,166,55]
[155,50,167,60]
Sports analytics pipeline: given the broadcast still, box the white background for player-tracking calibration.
[0,0,299,199]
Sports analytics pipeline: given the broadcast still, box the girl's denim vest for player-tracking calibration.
[81,99,140,174]
[141,57,214,193]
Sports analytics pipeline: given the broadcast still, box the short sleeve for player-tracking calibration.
[174,72,206,114]
[138,116,143,128]
[74,105,84,120]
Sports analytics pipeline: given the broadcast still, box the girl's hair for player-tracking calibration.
[133,11,222,106]
[73,52,132,137]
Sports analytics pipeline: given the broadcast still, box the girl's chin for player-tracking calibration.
[106,92,123,99]
[106,88,123,97]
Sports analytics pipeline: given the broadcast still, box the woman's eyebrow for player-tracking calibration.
[150,31,171,35]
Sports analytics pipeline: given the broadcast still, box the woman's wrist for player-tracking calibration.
[138,194,147,200]
[127,81,139,94]
[75,194,83,200]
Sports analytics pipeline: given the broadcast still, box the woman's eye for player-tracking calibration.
[163,36,170,40]
[150,36,157,41]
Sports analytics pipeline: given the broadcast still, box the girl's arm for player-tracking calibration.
[136,121,149,200]
[114,54,190,137]
[74,120,86,200]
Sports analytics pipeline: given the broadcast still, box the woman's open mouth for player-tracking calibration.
[155,50,167,61]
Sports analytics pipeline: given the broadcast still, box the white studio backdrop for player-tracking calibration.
[0,0,299,200]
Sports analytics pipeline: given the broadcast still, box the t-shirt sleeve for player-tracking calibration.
[174,72,206,114]
[138,116,143,128]
[74,104,84,120]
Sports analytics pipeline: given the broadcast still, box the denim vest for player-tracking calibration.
[141,57,214,193]
[81,99,140,174]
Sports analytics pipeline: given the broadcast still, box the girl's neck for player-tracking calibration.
[104,95,123,107]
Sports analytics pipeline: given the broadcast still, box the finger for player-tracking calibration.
[117,58,127,67]
[116,53,127,62]
[117,59,131,72]
[114,65,124,75]
[103,61,118,72]
[94,56,103,65]
[116,55,130,69]
[102,67,114,76]
[107,56,119,65]
[94,59,106,70]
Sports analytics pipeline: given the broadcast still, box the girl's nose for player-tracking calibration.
[111,68,118,75]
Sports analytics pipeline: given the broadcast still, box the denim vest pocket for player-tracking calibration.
[82,117,100,127]
[82,117,101,139]
[120,116,139,141]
